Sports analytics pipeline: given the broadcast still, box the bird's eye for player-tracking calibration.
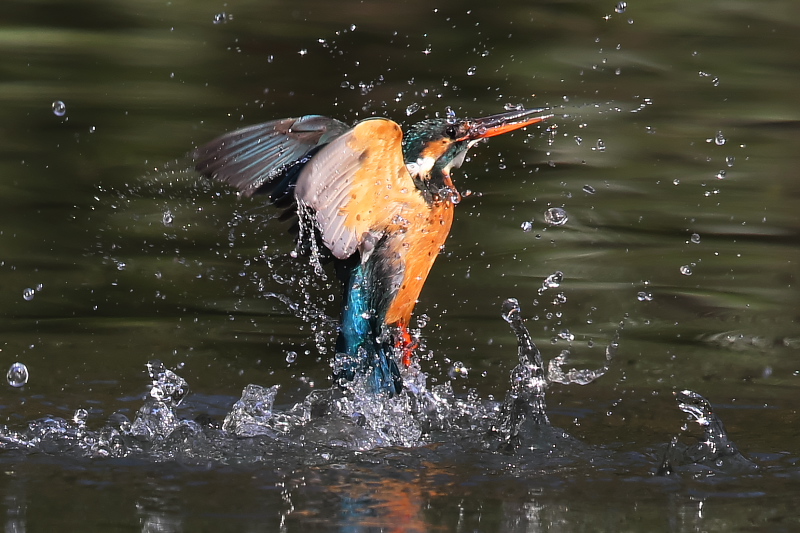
[444,125,458,139]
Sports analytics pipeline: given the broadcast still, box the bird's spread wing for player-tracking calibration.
[194,115,349,198]
[295,118,427,260]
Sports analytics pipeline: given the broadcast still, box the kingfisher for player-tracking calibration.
[194,108,550,395]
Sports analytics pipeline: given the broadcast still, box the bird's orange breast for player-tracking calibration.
[383,199,454,326]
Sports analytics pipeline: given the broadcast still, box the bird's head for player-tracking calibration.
[401,108,551,200]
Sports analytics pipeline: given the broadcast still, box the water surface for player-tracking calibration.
[1,0,799,530]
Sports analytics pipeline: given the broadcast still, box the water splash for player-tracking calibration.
[488,299,614,452]
[0,298,619,460]
[223,384,281,437]
[657,390,757,475]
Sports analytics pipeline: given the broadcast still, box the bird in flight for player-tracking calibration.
[194,108,550,395]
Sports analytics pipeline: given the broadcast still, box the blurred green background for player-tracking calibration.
[1,0,799,530]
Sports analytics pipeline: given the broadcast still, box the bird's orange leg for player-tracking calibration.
[394,322,418,367]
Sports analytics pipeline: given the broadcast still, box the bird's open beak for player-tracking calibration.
[461,108,552,141]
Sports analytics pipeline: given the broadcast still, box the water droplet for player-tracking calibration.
[466,66,477,76]
[690,233,701,244]
[213,12,230,24]
[637,291,653,302]
[285,351,297,363]
[162,210,174,226]
[726,156,735,167]
[680,265,693,275]
[503,103,524,111]
[51,100,66,117]
[544,207,568,226]
[615,1,627,13]
[558,329,575,341]
[542,271,564,289]
[445,106,457,124]
[574,136,583,145]
[501,298,521,323]
[22,288,35,301]
[88,126,96,133]
[595,139,606,152]
[582,185,596,194]
[267,55,274,63]
[448,361,469,379]
[298,49,308,56]
[712,77,720,86]
[405,102,420,116]
[715,169,726,180]
[7,362,28,387]
[520,221,533,232]
[714,131,726,145]
[73,408,88,425]
[673,178,680,185]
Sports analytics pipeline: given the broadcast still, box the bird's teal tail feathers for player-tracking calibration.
[335,264,402,395]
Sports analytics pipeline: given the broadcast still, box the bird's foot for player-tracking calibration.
[394,323,418,367]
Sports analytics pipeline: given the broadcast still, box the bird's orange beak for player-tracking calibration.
[460,108,552,141]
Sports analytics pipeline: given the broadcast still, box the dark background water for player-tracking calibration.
[2,0,800,530]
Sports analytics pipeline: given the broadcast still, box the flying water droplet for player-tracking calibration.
[715,169,726,180]
[285,351,297,364]
[541,271,564,291]
[680,265,693,275]
[520,221,533,232]
[405,102,420,116]
[544,207,568,226]
[503,103,524,111]
[7,362,28,387]
[726,156,735,167]
[615,1,627,13]
[637,291,653,302]
[690,233,701,244]
[574,136,583,145]
[445,106,457,124]
[583,185,596,194]
[466,66,477,76]
[213,12,231,24]
[448,361,469,379]
[162,210,174,226]
[594,139,606,152]
[51,100,66,117]
[714,131,726,145]
[558,329,575,341]
[23,288,35,301]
